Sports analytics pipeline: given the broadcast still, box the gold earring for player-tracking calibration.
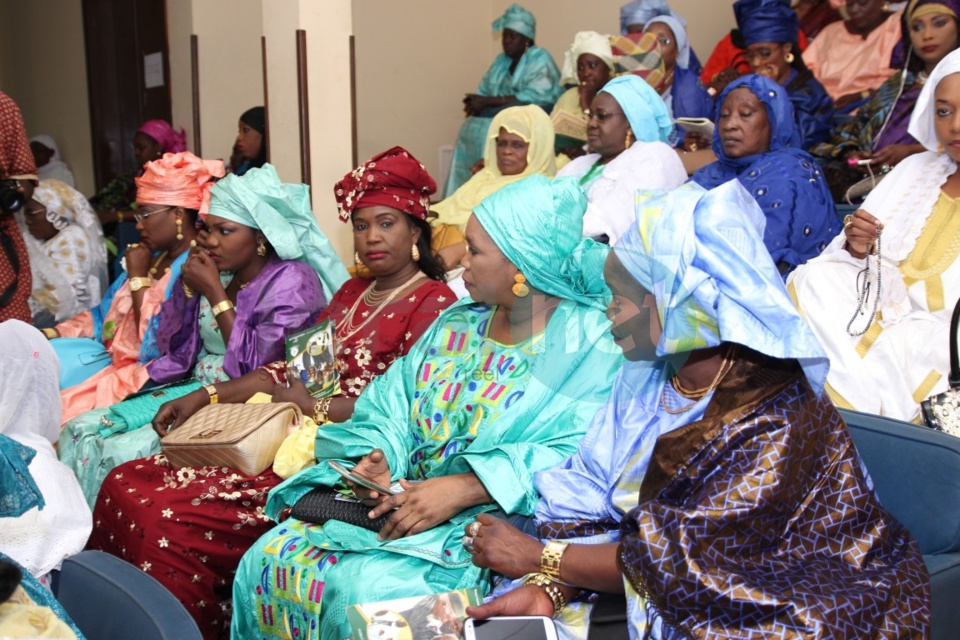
[354,251,362,267]
[785,52,795,64]
[175,217,184,241]
[411,243,421,262]
[257,240,267,257]
[512,273,530,298]
[625,130,634,149]
[939,142,944,154]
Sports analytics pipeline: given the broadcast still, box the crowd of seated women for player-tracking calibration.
[3,0,960,638]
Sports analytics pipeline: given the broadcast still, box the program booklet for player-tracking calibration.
[346,587,482,640]
[674,116,715,138]
[285,318,339,398]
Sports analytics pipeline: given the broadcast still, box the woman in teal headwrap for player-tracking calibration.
[231,175,623,640]
[466,180,929,639]
[58,164,347,506]
[444,4,562,197]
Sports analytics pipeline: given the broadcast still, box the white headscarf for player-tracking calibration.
[29,135,76,187]
[646,15,690,70]
[908,48,960,151]
[0,320,92,579]
[560,31,615,86]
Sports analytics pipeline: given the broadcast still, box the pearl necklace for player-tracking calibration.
[337,272,424,344]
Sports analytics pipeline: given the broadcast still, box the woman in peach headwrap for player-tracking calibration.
[45,152,223,422]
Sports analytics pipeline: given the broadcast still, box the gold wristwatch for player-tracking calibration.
[128,276,153,292]
[540,540,569,582]
[204,384,219,405]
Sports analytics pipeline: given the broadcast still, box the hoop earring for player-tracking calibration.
[625,130,634,149]
[257,240,267,257]
[411,243,421,262]
[512,273,530,298]
[175,217,184,241]
[785,52,795,64]
[354,251,362,267]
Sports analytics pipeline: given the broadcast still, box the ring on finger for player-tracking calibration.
[461,535,475,550]
[843,214,854,229]
[466,522,481,537]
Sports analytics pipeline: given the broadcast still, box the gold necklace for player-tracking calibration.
[337,272,424,345]
[661,345,739,414]
[149,251,169,276]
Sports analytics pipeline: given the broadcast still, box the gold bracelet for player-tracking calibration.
[128,277,153,292]
[211,300,235,318]
[312,396,333,423]
[522,573,566,617]
[204,384,219,405]
[541,540,569,582]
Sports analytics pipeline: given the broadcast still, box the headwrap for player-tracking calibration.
[614,181,829,392]
[135,151,225,214]
[910,48,960,150]
[599,74,674,143]
[0,320,61,445]
[28,135,60,163]
[137,119,187,154]
[620,0,686,34]
[734,0,802,46]
[208,163,348,299]
[0,91,37,180]
[891,0,960,69]
[708,74,802,171]
[432,106,556,229]
[645,15,691,70]
[560,31,615,86]
[240,106,266,135]
[335,146,436,222]
[473,175,610,310]
[609,32,669,94]
[492,3,536,40]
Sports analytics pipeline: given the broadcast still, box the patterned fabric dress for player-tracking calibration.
[0,91,36,323]
[88,277,454,640]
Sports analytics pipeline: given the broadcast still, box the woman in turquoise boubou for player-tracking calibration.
[231,175,623,640]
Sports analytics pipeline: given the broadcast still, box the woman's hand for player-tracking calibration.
[707,68,741,96]
[371,474,490,541]
[348,448,393,503]
[469,158,486,175]
[683,132,710,153]
[125,243,152,278]
[844,208,883,258]
[272,372,317,416]
[870,143,924,167]
[463,94,488,116]
[152,389,210,436]
[467,513,543,579]
[181,248,223,300]
[466,585,555,620]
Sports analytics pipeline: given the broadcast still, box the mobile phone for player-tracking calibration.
[463,617,558,640]
[328,460,397,496]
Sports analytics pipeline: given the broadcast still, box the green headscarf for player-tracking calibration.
[473,175,609,310]
[492,3,536,40]
[206,164,348,299]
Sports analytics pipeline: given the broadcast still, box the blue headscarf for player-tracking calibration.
[492,4,536,40]
[734,0,802,46]
[620,0,686,33]
[600,74,674,144]
[473,175,610,311]
[691,74,837,274]
[614,181,829,392]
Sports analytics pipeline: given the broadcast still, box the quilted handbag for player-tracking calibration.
[51,337,112,390]
[921,297,960,436]
[289,486,390,532]
[161,402,302,476]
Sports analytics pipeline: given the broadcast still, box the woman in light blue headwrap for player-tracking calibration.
[231,175,623,640]
[691,74,836,276]
[620,0,702,73]
[556,74,686,246]
[466,180,929,640]
[444,4,562,197]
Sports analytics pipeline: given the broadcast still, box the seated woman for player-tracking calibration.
[88,147,455,639]
[0,320,91,585]
[432,105,556,270]
[551,32,615,166]
[802,0,903,111]
[29,135,75,187]
[789,47,960,422]
[691,75,837,276]
[620,0,702,73]
[796,0,842,39]
[466,180,930,639]
[230,175,624,640]
[233,106,267,177]
[734,0,835,149]
[49,152,218,423]
[813,0,959,199]
[444,4,561,196]
[20,179,109,327]
[556,74,687,245]
[59,163,343,506]
[643,16,714,144]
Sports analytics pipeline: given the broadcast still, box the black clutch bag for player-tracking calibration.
[288,486,390,532]
[921,297,960,436]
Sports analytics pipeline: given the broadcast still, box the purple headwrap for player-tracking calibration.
[137,119,187,154]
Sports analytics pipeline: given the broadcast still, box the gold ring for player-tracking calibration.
[127,243,140,249]
[843,214,854,229]
[467,522,481,537]
[690,143,699,152]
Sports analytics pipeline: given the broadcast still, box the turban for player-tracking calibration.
[335,146,436,222]
[135,151,224,213]
[620,0,686,33]
[600,74,674,143]
[492,4,536,40]
[137,119,187,154]
[560,31,615,86]
[734,0,802,46]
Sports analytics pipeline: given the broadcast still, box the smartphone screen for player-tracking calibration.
[466,617,555,640]
[328,460,397,495]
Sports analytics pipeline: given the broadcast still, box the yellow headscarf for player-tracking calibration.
[431,105,556,229]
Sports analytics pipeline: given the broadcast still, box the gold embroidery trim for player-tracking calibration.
[855,319,883,358]
[900,191,960,312]
[913,370,943,404]
[826,381,856,410]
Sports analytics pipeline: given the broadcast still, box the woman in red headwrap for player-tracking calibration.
[87,147,455,639]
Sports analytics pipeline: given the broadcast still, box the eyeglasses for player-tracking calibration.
[655,37,673,46]
[586,110,625,122]
[133,206,172,223]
